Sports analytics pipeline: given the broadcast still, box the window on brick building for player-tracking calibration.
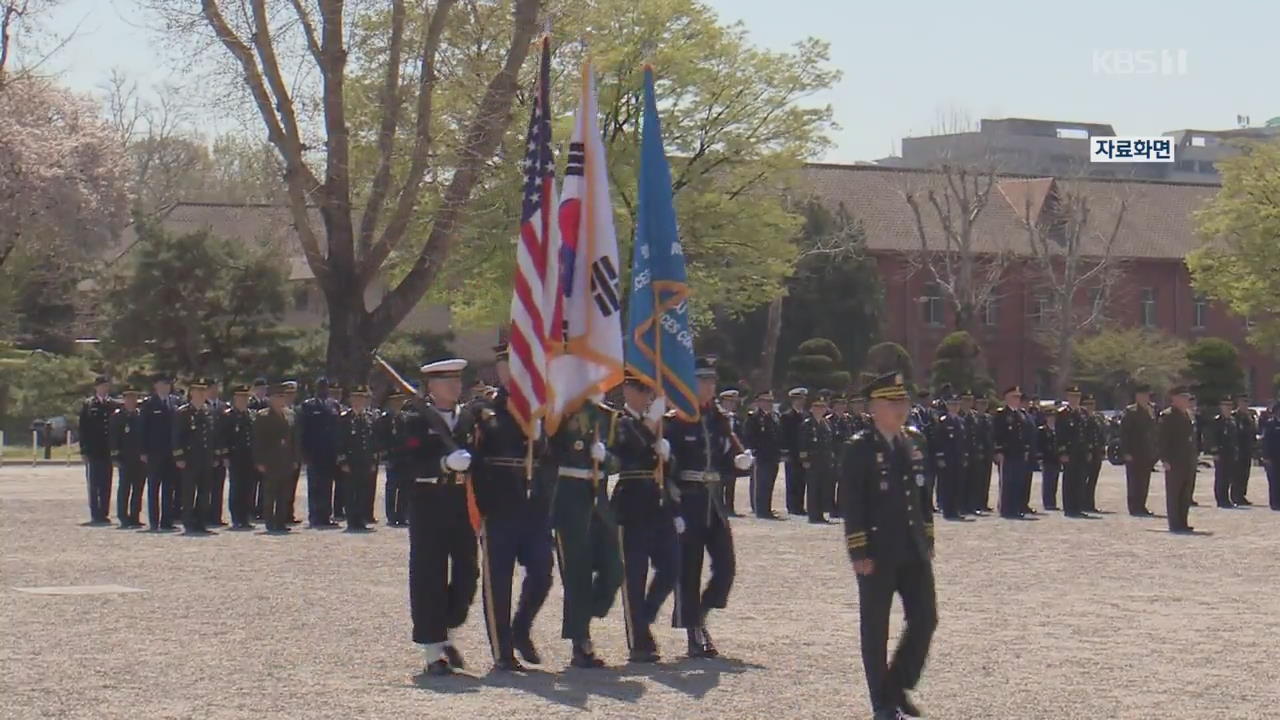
[1031,294,1049,327]
[982,297,998,326]
[1192,295,1208,330]
[1140,288,1157,327]
[922,283,943,326]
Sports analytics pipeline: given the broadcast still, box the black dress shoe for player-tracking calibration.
[897,690,923,717]
[442,644,465,670]
[1216,502,1235,509]
[1190,500,1200,507]
[494,657,526,672]
[687,628,719,658]
[1044,505,1060,511]
[571,641,605,668]
[514,633,541,665]
[1238,498,1253,506]
[629,649,661,663]
[425,659,452,676]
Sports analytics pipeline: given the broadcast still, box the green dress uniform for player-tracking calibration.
[1232,399,1257,505]
[1207,404,1239,508]
[547,402,623,666]
[173,381,219,533]
[841,373,937,719]
[253,393,301,532]
[1157,392,1198,532]
[1120,396,1159,516]
[337,388,379,530]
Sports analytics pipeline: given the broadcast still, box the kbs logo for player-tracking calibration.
[1092,49,1188,76]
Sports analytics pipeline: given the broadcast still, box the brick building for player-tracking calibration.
[801,164,1275,401]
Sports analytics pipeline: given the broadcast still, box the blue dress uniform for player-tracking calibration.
[1055,389,1090,517]
[109,387,146,528]
[79,378,118,524]
[374,392,411,526]
[1231,397,1257,505]
[742,391,782,519]
[404,359,479,676]
[665,357,747,658]
[140,376,179,530]
[991,387,1031,518]
[299,379,341,527]
[1207,401,1240,508]
[841,373,936,720]
[1260,403,1280,509]
[927,395,968,520]
[609,393,679,663]
[469,373,554,671]
[547,402,624,668]
[218,387,257,529]
[173,379,218,534]
[336,386,378,530]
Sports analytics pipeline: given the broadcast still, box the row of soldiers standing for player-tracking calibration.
[78,374,419,535]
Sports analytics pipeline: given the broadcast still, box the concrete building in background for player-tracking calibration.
[800,163,1275,402]
[881,117,1280,185]
[105,202,497,362]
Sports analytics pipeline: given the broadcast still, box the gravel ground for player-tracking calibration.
[2,465,1279,720]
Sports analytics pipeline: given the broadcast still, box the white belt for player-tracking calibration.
[558,467,597,480]
[679,471,720,484]
[414,476,463,486]
[415,476,441,484]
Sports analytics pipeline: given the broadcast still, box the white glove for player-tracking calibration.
[645,396,667,424]
[444,449,472,472]
[673,516,686,535]
[734,451,754,471]
[654,438,671,461]
[590,441,607,462]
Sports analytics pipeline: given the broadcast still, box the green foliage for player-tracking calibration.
[787,337,852,392]
[1188,140,1280,350]
[930,331,991,395]
[100,220,289,379]
[1071,328,1188,406]
[0,343,94,436]
[1185,337,1244,406]
[864,341,913,381]
[352,0,838,327]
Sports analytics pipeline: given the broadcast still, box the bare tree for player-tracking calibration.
[1017,179,1127,395]
[903,164,1010,333]
[930,103,975,136]
[142,0,541,383]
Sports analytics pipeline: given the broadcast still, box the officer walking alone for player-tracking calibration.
[841,372,937,720]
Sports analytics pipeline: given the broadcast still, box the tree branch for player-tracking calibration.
[355,0,406,259]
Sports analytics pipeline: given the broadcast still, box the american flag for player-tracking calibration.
[507,36,559,437]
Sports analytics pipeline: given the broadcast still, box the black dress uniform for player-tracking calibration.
[969,403,995,513]
[1037,419,1060,510]
[829,400,855,519]
[140,378,179,530]
[218,389,257,529]
[610,395,679,663]
[1208,402,1239,508]
[375,394,411,526]
[300,381,341,527]
[992,389,1031,518]
[718,390,746,515]
[468,373,553,671]
[780,389,809,515]
[1082,398,1105,512]
[1055,390,1090,517]
[666,357,746,658]
[800,405,836,523]
[1232,398,1257,505]
[743,392,782,518]
[78,380,117,524]
[173,380,218,534]
[1260,403,1280,509]
[337,387,379,530]
[405,359,479,675]
[248,378,270,519]
[841,373,936,720]
[109,388,146,528]
[928,398,967,520]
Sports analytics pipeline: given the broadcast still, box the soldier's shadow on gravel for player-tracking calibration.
[468,666,647,709]
[624,656,762,699]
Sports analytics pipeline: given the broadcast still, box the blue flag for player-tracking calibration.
[625,67,700,421]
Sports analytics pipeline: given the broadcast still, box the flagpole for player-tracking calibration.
[647,66,668,492]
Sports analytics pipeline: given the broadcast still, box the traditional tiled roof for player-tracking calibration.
[799,164,1221,260]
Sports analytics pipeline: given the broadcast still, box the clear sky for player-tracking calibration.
[28,0,1280,163]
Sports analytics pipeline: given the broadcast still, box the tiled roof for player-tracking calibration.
[799,164,1220,260]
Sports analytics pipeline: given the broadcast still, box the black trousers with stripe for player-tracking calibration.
[619,512,679,653]
[673,484,734,628]
[479,506,552,662]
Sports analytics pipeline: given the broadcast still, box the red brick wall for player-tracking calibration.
[873,253,1275,403]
